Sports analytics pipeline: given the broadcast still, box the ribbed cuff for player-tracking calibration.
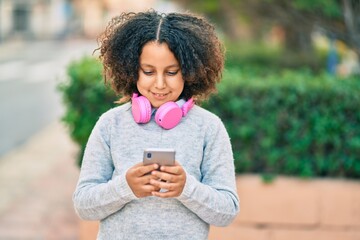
[176,171,197,201]
[113,173,138,202]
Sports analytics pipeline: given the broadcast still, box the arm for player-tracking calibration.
[176,120,239,226]
[72,113,137,220]
[151,120,240,226]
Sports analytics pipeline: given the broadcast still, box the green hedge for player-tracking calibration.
[58,57,360,180]
[203,67,360,180]
[58,57,117,166]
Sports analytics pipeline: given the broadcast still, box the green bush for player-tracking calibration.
[58,57,360,180]
[225,41,328,72]
[203,66,360,179]
[57,56,117,166]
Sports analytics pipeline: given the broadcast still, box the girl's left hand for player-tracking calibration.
[149,161,186,198]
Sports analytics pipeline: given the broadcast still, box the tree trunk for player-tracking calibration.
[218,0,243,40]
[342,0,360,66]
[279,21,318,69]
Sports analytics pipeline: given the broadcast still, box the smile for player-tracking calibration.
[153,92,168,97]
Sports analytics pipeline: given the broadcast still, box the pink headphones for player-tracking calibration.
[131,93,194,129]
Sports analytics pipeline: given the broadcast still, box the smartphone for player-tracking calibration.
[143,148,175,166]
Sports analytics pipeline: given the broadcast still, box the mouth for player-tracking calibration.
[152,92,169,99]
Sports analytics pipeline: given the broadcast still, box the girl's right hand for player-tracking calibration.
[125,163,161,198]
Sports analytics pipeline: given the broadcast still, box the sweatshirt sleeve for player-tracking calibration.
[176,119,240,227]
[73,112,137,220]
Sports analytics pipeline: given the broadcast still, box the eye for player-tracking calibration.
[167,70,179,76]
[142,70,154,76]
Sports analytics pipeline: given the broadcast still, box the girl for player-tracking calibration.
[73,10,239,240]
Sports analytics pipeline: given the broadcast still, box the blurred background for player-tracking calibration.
[0,0,179,156]
[0,0,359,239]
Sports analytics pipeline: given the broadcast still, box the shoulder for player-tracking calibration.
[191,105,232,148]
[95,102,132,128]
[189,105,223,126]
[185,105,228,138]
[100,102,131,120]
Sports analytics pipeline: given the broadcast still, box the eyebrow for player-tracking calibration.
[140,63,180,68]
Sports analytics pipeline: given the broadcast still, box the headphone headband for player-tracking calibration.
[131,94,194,129]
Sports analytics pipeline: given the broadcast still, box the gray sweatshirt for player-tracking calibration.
[73,102,239,240]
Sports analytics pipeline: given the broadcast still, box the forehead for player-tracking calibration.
[140,41,179,66]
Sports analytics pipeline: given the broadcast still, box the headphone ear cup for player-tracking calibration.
[132,96,152,123]
[155,102,183,129]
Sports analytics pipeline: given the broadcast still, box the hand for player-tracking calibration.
[126,163,161,198]
[149,161,186,198]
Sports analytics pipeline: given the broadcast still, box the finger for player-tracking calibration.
[142,184,161,193]
[127,162,149,176]
[160,160,182,174]
[141,173,164,184]
[134,164,159,177]
[159,165,183,175]
[149,179,177,191]
[151,190,177,198]
[151,171,176,182]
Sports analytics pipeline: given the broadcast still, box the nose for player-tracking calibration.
[155,74,166,89]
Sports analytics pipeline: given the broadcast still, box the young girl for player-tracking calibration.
[73,10,239,240]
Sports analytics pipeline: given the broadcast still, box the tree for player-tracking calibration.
[174,0,360,66]
[283,0,360,64]
[319,0,360,61]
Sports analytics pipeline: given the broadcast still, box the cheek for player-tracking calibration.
[137,76,151,89]
[174,79,185,92]
[179,83,185,93]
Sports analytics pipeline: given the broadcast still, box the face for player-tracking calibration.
[137,41,184,108]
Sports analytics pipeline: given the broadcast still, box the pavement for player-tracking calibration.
[0,121,81,239]
[0,38,98,156]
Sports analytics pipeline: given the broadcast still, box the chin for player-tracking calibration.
[151,101,163,108]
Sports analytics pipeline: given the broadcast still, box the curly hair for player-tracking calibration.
[97,10,225,103]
